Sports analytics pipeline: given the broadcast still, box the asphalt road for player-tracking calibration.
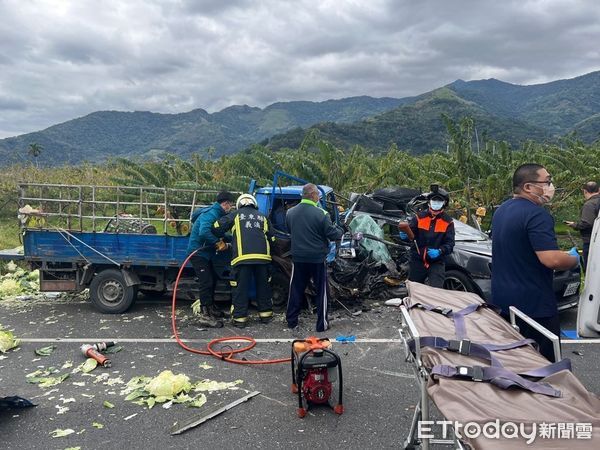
[1,294,599,450]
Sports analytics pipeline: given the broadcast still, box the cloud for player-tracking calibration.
[0,0,599,137]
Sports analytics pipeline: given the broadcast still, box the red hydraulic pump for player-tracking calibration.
[291,337,344,418]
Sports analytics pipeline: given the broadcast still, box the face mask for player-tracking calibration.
[429,200,445,211]
[542,183,555,202]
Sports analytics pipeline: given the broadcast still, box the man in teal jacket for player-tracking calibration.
[187,191,234,328]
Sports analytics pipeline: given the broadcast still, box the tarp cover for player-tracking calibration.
[404,281,600,449]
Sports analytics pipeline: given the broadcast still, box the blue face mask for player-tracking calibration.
[429,200,445,211]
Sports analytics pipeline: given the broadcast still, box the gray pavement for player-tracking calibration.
[1,295,599,450]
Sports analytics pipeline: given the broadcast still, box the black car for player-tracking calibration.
[445,220,580,310]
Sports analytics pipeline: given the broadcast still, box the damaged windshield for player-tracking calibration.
[453,220,489,242]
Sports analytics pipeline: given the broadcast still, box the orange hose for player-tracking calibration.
[171,249,291,365]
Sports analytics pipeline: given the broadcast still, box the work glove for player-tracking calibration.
[568,247,581,266]
[399,231,409,241]
[215,240,230,252]
[427,248,441,260]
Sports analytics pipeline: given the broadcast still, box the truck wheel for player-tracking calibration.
[89,269,138,313]
[443,269,475,293]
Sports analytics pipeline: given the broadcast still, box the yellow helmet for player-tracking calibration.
[236,193,257,209]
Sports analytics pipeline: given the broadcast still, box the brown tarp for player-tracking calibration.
[404,281,600,449]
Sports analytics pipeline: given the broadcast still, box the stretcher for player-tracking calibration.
[399,281,600,449]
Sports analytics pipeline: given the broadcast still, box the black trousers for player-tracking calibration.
[516,314,562,363]
[287,261,329,332]
[190,255,216,306]
[583,241,590,271]
[231,264,272,320]
[408,260,445,288]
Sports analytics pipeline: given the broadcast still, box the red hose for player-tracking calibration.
[171,249,291,365]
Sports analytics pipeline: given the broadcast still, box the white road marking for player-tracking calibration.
[16,337,600,344]
[18,337,403,344]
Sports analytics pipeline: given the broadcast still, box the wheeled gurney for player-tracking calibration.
[399,281,600,449]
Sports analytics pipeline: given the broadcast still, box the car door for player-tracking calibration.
[577,212,600,337]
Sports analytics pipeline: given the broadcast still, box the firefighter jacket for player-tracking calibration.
[408,210,455,265]
[186,202,228,260]
[211,205,275,266]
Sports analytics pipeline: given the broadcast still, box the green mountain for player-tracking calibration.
[0,96,406,165]
[447,71,600,134]
[2,70,600,166]
[264,88,550,153]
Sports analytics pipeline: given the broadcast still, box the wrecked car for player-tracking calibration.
[346,188,581,310]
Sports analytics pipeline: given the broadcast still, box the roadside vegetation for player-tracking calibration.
[1,116,599,252]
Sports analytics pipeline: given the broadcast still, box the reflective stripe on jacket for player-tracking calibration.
[212,206,275,266]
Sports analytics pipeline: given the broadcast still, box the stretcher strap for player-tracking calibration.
[431,364,564,397]
[410,336,537,367]
[407,301,500,339]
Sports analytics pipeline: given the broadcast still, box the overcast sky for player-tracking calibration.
[1,0,599,138]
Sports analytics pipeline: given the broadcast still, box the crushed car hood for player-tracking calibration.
[454,240,492,258]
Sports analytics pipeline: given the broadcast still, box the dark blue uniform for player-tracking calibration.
[491,197,560,361]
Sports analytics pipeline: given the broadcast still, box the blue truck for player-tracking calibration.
[0,172,338,313]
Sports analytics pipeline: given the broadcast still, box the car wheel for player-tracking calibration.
[443,269,475,293]
[90,269,138,313]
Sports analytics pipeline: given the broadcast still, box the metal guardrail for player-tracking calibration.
[17,183,242,234]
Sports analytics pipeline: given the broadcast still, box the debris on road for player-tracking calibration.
[170,391,260,435]
[0,326,20,352]
[26,367,70,388]
[81,358,98,373]
[49,428,75,438]
[0,262,39,298]
[92,422,104,429]
[35,345,56,356]
[0,396,36,409]
[103,400,115,408]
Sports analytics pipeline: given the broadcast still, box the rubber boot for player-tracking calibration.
[207,304,225,319]
[197,306,223,328]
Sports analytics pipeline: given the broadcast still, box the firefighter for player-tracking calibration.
[187,191,235,328]
[401,185,455,288]
[212,193,276,328]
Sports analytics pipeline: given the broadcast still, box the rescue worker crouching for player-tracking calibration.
[212,193,276,328]
[400,185,455,288]
[187,191,235,328]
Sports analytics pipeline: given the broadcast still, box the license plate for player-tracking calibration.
[563,282,580,297]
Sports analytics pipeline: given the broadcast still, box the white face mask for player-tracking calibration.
[542,182,555,202]
[429,200,445,211]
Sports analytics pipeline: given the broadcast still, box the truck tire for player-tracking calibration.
[443,269,475,293]
[90,269,138,313]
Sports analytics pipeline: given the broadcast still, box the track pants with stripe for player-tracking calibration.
[287,261,329,332]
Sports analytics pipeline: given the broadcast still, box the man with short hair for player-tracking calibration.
[565,181,600,268]
[492,164,579,361]
[187,191,235,328]
[286,184,343,332]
